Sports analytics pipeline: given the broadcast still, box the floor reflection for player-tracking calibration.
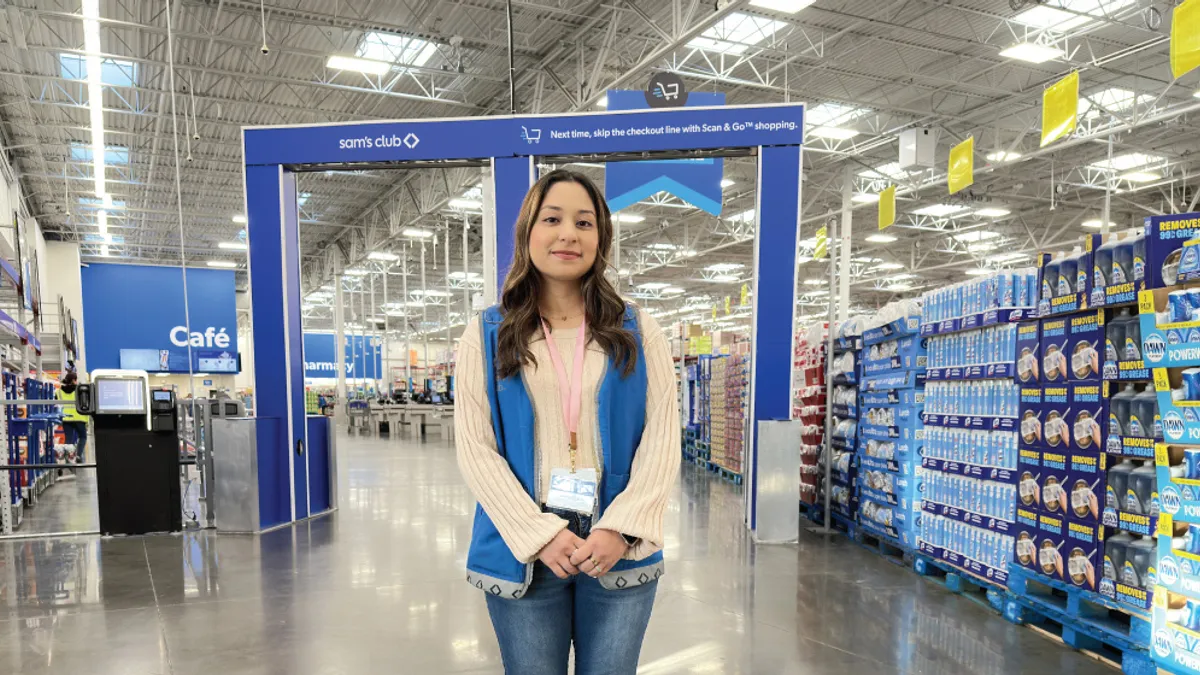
[1,432,1107,674]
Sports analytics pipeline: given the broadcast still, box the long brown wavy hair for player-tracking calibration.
[497,169,637,380]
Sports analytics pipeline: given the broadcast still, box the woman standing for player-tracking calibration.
[456,170,680,674]
[56,372,88,463]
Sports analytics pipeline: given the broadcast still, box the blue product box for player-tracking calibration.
[1068,383,1108,454]
[1016,321,1040,385]
[1020,385,1045,448]
[1039,449,1071,519]
[1066,452,1106,527]
[1018,446,1043,511]
[1153,368,1200,445]
[1150,588,1200,675]
[1037,514,1104,590]
[1145,212,1200,289]
[863,315,921,346]
[862,335,928,375]
[1137,287,1200,369]
[1155,514,1200,603]
[1014,517,1042,573]
[861,388,923,408]
[1042,384,1070,452]
[1156,443,1200,525]
[1041,311,1105,384]
[1040,316,1070,385]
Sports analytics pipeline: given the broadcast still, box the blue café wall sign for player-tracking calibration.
[302,333,382,379]
[604,90,726,216]
[81,263,238,371]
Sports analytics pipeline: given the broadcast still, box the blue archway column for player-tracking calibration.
[745,145,803,531]
[491,155,535,293]
[245,164,308,528]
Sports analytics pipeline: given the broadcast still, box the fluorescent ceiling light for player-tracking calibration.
[806,289,830,296]
[646,243,678,251]
[803,278,824,285]
[749,0,815,13]
[974,208,1011,218]
[852,193,880,204]
[1012,0,1137,33]
[865,234,897,243]
[597,95,608,109]
[796,255,813,264]
[721,179,735,188]
[416,290,452,297]
[687,12,787,55]
[888,283,915,291]
[449,271,480,279]
[1195,89,1200,99]
[232,214,247,224]
[368,251,399,261]
[327,55,391,75]
[706,263,744,272]
[914,204,968,218]
[809,126,860,141]
[988,252,1029,263]
[964,268,991,276]
[206,261,237,269]
[218,241,248,250]
[662,286,685,295]
[967,242,999,253]
[874,262,904,270]
[357,32,437,67]
[986,151,1022,162]
[710,274,740,283]
[614,213,645,224]
[297,192,311,206]
[954,230,1001,243]
[1079,87,1151,117]
[82,0,106,202]
[886,273,917,281]
[1091,152,1164,172]
[680,249,697,258]
[806,103,869,127]
[449,198,482,210]
[637,282,670,290]
[999,42,1063,64]
[402,228,434,238]
[99,244,111,257]
[345,268,371,276]
[857,162,908,180]
[1120,171,1159,183]
[1082,219,1117,229]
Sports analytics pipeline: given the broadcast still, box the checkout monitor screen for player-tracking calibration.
[96,379,146,413]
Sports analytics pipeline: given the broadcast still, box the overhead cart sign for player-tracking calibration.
[243,105,805,166]
[82,264,238,372]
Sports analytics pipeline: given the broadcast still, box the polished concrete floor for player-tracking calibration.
[0,432,1109,674]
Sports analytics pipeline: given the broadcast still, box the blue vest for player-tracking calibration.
[465,304,665,598]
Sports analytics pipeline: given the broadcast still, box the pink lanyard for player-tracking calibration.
[541,317,587,467]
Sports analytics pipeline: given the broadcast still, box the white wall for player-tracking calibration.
[44,242,86,372]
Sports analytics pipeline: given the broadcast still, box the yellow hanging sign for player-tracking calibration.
[740,283,749,306]
[948,136,974,194]
[1041,71,1079,147]
[711,305,717,320]
[724,296,731,315]
[815,226,828,259]
[1172,0,1200,78]
[878,185,896,231]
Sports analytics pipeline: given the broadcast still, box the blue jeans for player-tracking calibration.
[485,509,658,674]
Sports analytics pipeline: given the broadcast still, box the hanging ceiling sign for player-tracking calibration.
[645,72,688,108]
[605,90,726,216]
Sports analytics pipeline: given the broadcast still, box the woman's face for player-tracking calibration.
[528,181,600,283]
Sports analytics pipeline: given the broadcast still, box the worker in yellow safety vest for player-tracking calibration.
[56,372,89,463]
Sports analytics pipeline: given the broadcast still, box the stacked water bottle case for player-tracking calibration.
[827,318,862,525]
[916,271,1034,587]
[858,300,925,549]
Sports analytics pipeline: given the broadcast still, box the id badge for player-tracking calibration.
[546,468,598,515]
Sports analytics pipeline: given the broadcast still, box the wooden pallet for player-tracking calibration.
[1005,566,1154,675]
[913,555,1008,617]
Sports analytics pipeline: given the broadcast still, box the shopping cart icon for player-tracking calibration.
[652,83,680,101]
[521,126,542,144]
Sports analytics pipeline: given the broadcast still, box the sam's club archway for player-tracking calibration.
[242,104,805,533]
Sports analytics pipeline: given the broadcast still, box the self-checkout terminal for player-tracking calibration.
[76,369,183,535]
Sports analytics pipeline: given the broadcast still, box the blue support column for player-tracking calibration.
[246,164,308,527]
[491,155,535,293]
[746,145,803,531]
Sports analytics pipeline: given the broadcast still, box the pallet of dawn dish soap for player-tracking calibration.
[1005,565,1154,675]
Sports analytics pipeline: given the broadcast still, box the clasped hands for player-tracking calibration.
[537,528,629,580]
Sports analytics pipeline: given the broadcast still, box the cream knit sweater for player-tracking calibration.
[455,308,680,563]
